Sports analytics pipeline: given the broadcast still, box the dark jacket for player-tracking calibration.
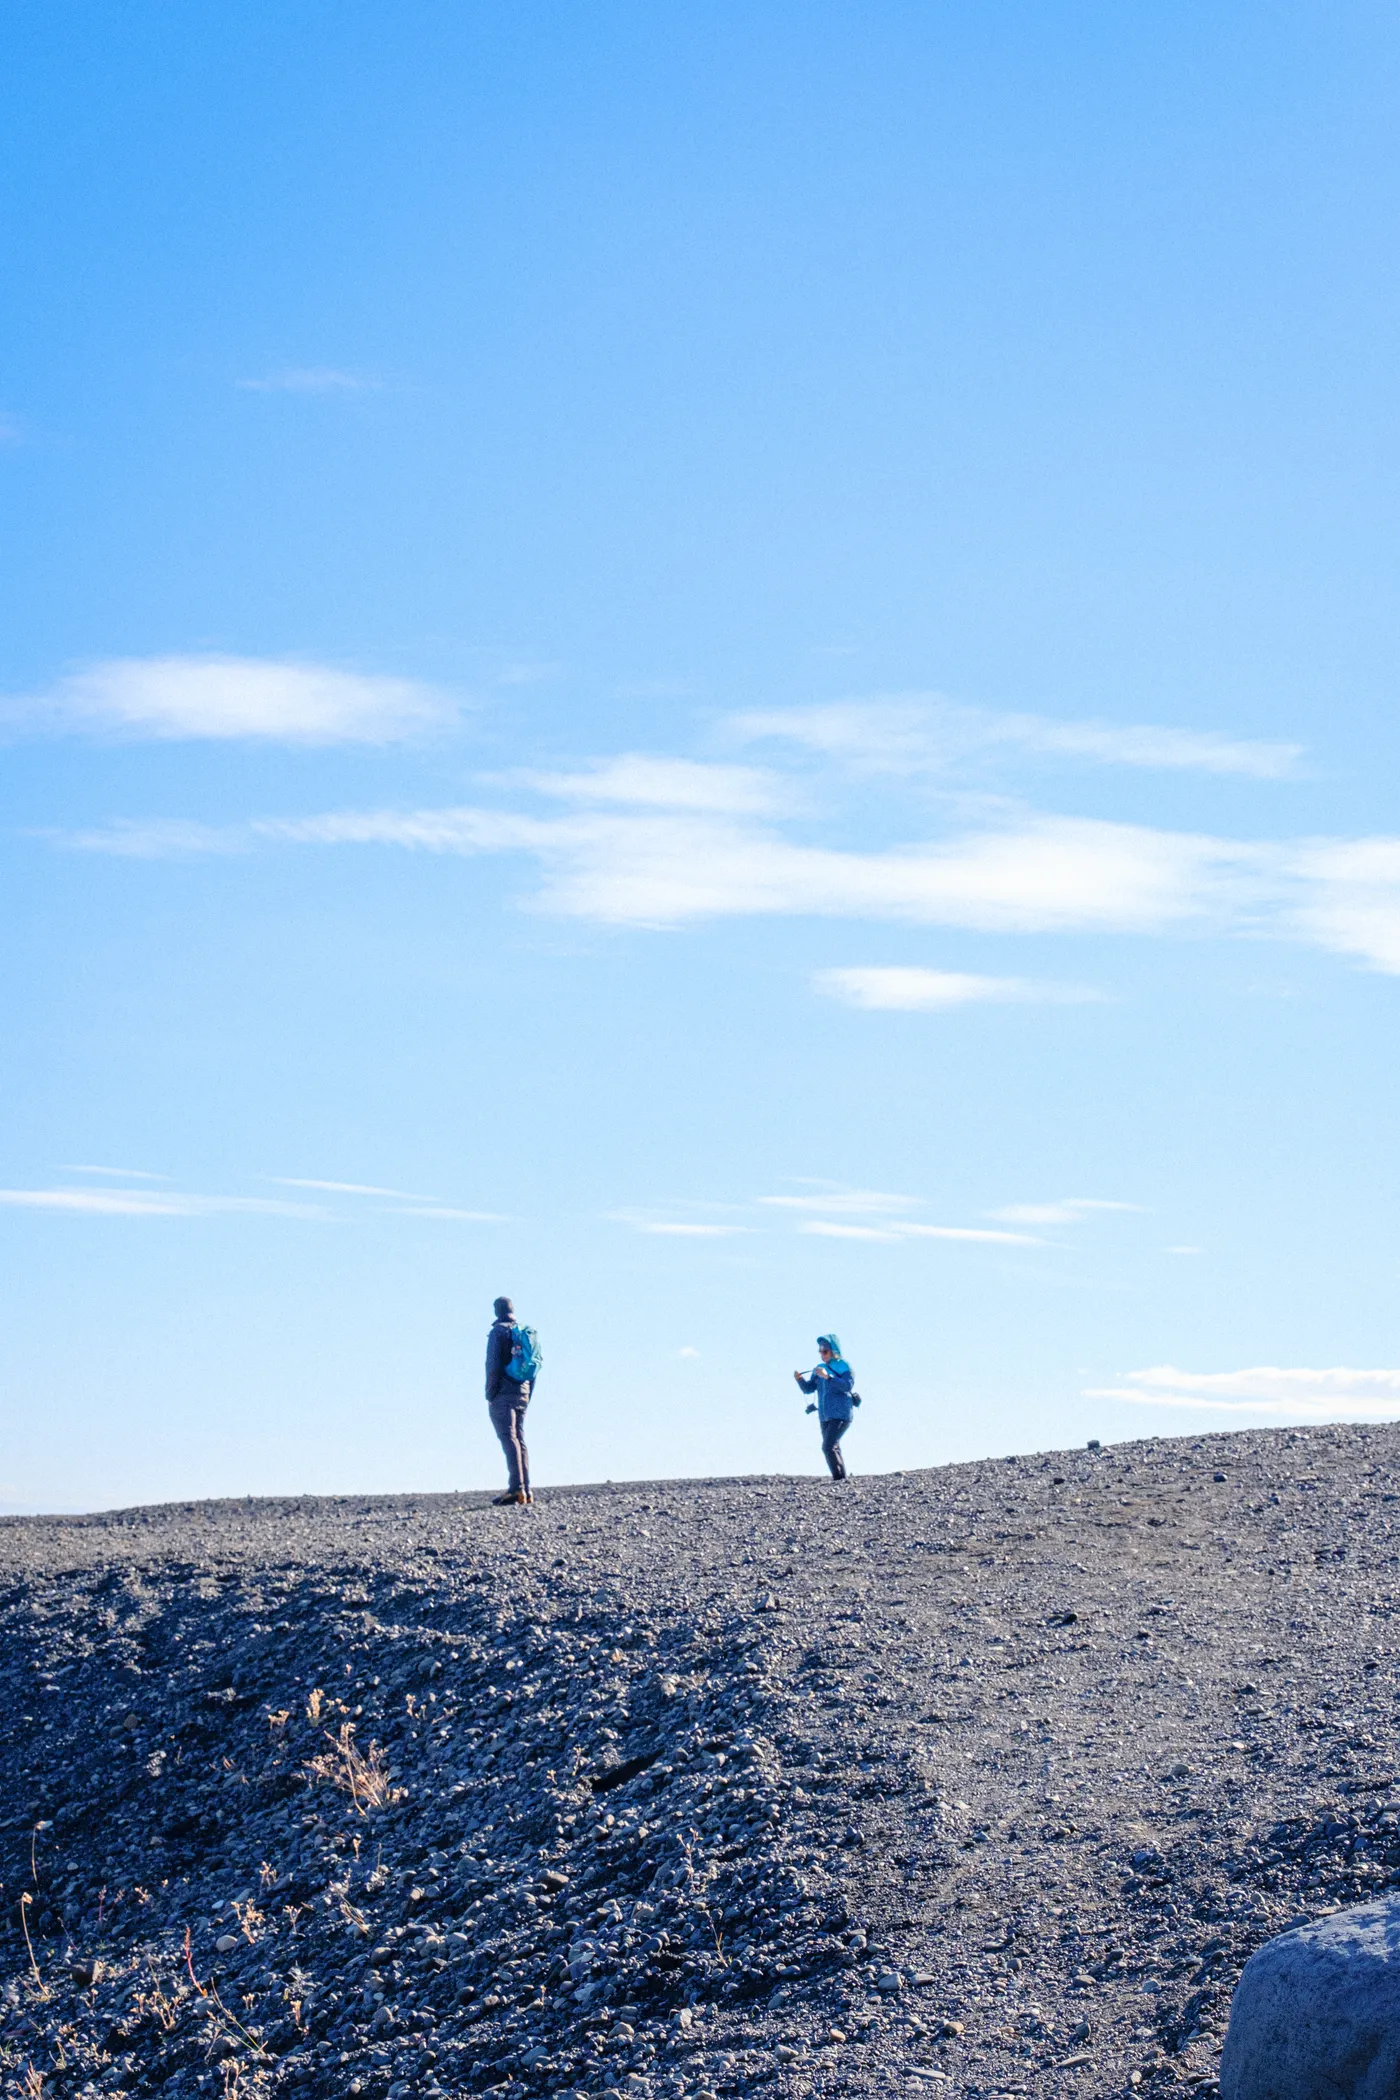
[797,1357,856,1422]
[486,1317,527,1404]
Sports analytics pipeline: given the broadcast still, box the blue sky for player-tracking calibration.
[5,1,1400,1512]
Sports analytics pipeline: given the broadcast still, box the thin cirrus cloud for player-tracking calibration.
[758,1188,923,1216]
[813,967,1101,1012]
[251,807,1253,933]
[608,1189,1040,1244]
[800,1220,1041,1244]
[1088,1365,1400,1417]
[57,1163,171,1182]
[236,368,382,394]
[990,1197,1141,1225]
[43,726,1400,977]
[607,1207,750,1237]
[392,1205,507,1222]
[270,1177,502,1221]
[0,1173,500,1222]
[272,1177,429,1200]
[729,697,1303,781]
[51,819,250,858]
[9,655,452,743]
[0,1186,326,1219]
[518,755,783,816]
[759,1189,1042,1246]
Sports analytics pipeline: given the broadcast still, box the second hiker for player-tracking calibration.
[794,1331,859,1480]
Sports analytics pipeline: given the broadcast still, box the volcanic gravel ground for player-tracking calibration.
[5,1424,1400,2100]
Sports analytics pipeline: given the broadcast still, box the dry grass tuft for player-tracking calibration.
[303,1722,401,1812]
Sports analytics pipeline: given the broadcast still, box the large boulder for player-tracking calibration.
[1221,1895,1400,2100]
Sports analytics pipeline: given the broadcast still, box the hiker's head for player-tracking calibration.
[494,1296,514,1320]
[817,1332,841,1360]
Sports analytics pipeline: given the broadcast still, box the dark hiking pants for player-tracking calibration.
[821,1415,850,1479]
[489,1386,531,1494]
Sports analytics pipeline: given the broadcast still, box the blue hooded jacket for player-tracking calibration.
[797,1333,856,1422]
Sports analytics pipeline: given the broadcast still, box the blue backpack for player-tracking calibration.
[506,1324,541,1383]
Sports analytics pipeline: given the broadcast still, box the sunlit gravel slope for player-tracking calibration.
[5,1423,1400,2100]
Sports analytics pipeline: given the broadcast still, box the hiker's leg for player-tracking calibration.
[822,1418,848,1480]
[514,1397,531,1495]
[488,1396,525,1494]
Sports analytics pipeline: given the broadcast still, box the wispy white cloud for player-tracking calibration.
[991,1197,1141,1225]
[607,1186,1043,1245]
[12,655,451,743]
[273,1177,427,1200]
[730,697,1302,782]
[607,1206,750,1237]
[257,807,526,850]
[43,736,1400,981]
[553,813,1237,932]
[236,368,381,394]
[269,1177,500,1219]
[519,755,782,816]
[71,802,1226,929]
[51,819,249,858]
[800,1219,1041,1245]
[762,1187,1042,1246]
[0,1181,499,1223]
[58,1164,171,1181]
[259,808,1257,934]
[814,967,1101,1011]
[389,1205,505,1222]
[1087,1365,1400,1416]
[759,1188,923,1216]
[1286,838,1400,975]
[0,1187,325,1219]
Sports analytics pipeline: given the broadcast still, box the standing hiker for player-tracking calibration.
[794,1332,859,1480]
[485,1296,540,1506]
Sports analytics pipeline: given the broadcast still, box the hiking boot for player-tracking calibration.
[493,1491,527,1506]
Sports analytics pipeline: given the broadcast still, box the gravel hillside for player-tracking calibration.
[5,1423,1400,2100]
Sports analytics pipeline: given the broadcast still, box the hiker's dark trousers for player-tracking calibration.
[821,1416,850,1480]
[489,1385,531,1494]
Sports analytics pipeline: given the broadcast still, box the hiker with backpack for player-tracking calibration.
[794,1332,860,1480]
[485,1296,540,1506]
